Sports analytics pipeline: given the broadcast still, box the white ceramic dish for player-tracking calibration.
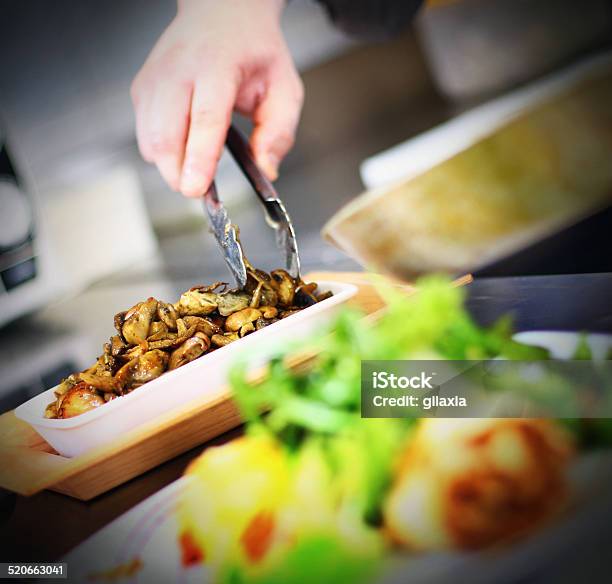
[62,454,612,584]
[513,330,612,360]
[14,281,357,458]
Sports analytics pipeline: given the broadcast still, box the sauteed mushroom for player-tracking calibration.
[271,269,296,306]
[177,290,218,316]
[45,267,331,418]
[246,268,278,307]
[122,297,158,346]
[225,308,262,332]
[295,282,319,307]
[169,333,211,370]
[157,301,179,330]
[110,334,128,357]
[115,349,169,389]
[55,382,106,419]
[182,316,222,337]
[211,332,240,347]
[147,321,169,341]
[260,306,278,319]
[78,371,120,393]
[217,292,250,316]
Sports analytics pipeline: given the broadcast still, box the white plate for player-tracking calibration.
[63,451,612,584]
[63,331,612,583]
[14,281,357,457]
[513,330,612,360]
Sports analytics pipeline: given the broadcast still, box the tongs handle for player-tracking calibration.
[225,125,301,280]
[225,125,279,202]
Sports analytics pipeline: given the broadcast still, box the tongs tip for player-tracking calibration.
[203,125,302,288]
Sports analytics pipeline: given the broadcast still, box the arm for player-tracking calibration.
[131,0,303,198]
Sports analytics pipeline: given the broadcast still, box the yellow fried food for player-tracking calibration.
[178,436,291,575]
[383,418,573,550]
[177,435,382,579]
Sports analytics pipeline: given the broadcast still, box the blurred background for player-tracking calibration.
[0,0,611,412]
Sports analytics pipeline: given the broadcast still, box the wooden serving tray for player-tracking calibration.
[0,272,470,500]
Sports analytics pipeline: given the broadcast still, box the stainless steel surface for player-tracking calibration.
[260,198,301,279]
[202,181,248,289]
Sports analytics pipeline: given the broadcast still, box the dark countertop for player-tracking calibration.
[466,273,612,333]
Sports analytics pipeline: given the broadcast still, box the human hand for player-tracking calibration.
[131,0,303,197]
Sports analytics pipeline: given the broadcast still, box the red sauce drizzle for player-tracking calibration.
[240,511,275,564]
[179,531,205,567]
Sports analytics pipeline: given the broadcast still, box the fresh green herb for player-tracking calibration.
[221,535,380,584]
[228,276,611,583]
[231,277,555,524]
[573,334,593,360]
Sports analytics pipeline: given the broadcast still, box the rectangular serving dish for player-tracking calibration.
[14,281,357,458]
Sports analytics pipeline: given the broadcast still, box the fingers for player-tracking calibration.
[251,66,304,181]
[180,73,239,198]
[132,78,192,192]
[132,79,154,163]
[148,81,193,191]
[132,55,301,195]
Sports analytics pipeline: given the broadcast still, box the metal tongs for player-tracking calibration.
[203,124,301,289]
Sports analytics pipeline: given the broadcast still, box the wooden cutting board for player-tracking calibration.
[0,272,471,500]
